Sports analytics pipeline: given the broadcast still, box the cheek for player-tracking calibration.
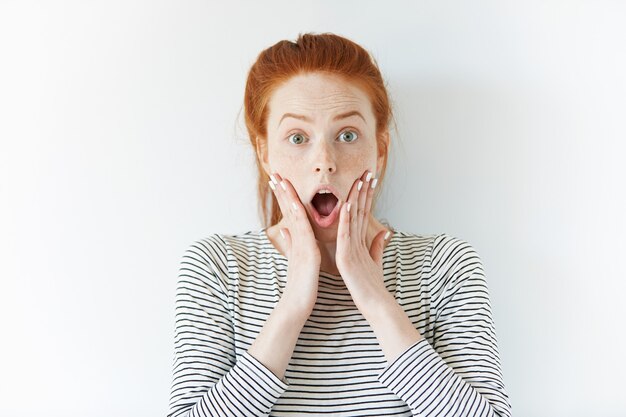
[268,144,298,171]
[267,154,307,200]
[343,151,376,174]
[269,151,303,175]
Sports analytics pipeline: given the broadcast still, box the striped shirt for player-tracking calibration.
[167,228,512,417]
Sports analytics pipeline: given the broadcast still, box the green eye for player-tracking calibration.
[339,130,358,143]
[288,133,306,144]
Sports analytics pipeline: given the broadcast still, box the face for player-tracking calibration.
[258,72,388,239]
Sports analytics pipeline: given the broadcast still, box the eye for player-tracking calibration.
[286,129,359,145]
[338,130,358,143]
[287,132,307,145]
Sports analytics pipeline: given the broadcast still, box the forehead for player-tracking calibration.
[268,73,373,122]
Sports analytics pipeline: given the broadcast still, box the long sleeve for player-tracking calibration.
[167,236,289,417]
[377,235,512,416]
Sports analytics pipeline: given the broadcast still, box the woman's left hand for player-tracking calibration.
[336,170,392,312]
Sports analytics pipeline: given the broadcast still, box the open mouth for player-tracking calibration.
[311,192,339,217]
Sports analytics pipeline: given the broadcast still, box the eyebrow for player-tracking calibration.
[278,110,366,127]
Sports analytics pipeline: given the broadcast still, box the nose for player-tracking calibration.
[313,142,336,173]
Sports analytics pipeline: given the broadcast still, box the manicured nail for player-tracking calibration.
[291,202,297,211]
[270,174,278,185]
[279,229,285,239]
[346,202,351,213]
[365,172,373,182]
[384,230,391,240]
[268,180,275,190]
[281,181,287,191]
[357,181,363,191]
[371,178,378,189]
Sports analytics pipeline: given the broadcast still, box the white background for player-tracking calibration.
[1,1,625,416]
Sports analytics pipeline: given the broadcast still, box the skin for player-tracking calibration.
[249,72,423,380]
[257,72,391,275]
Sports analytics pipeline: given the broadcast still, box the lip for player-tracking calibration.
[309,183,342,204]
[308,183,342,228]
[310,197,341,228]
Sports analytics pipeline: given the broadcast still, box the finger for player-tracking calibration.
[269,172,300,236]
[337,198,349,254]
[272,172,314,237]
[279,227,292,258]
[356,170,370,241]
[269,172,297,218]
[362,171,376,242]
[348,175,362,247]
[278,174,301,214]
[268,173,291,223]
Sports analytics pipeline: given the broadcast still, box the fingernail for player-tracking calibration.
[357,181,363,191]
[270,174,278,185]
[268,180,276,190]
[346,202,351,213]
[291,201,297,211]
[365,172,373,182]
[279,229,285,239]
[281,181,287,191]
[371,178,378,189]
[384,230,391,240]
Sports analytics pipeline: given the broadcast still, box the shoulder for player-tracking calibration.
[387,229,439,252]
[389,230,481,261]
[176,234,229,292]
[180,233,227,269]
[426,233,487,305]
[390,230,485,288]
[388,230,477,264]
[429,233,483,274]
[179,229,269,273]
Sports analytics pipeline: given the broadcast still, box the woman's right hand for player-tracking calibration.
[269,172,321,317]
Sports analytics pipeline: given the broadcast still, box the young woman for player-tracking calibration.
[167,32,512,417]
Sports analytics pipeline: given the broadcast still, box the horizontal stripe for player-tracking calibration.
[167,229,512,417]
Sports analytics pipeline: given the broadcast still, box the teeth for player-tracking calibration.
[317,189,331,194]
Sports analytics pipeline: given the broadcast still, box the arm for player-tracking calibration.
[247,295,309,381]
[372,235,512,417]
[167,236,291,417]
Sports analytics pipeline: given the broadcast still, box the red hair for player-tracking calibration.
[243,32,396,227]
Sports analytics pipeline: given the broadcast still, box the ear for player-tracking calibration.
[376,130,390,173]
[255,137,270,175]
